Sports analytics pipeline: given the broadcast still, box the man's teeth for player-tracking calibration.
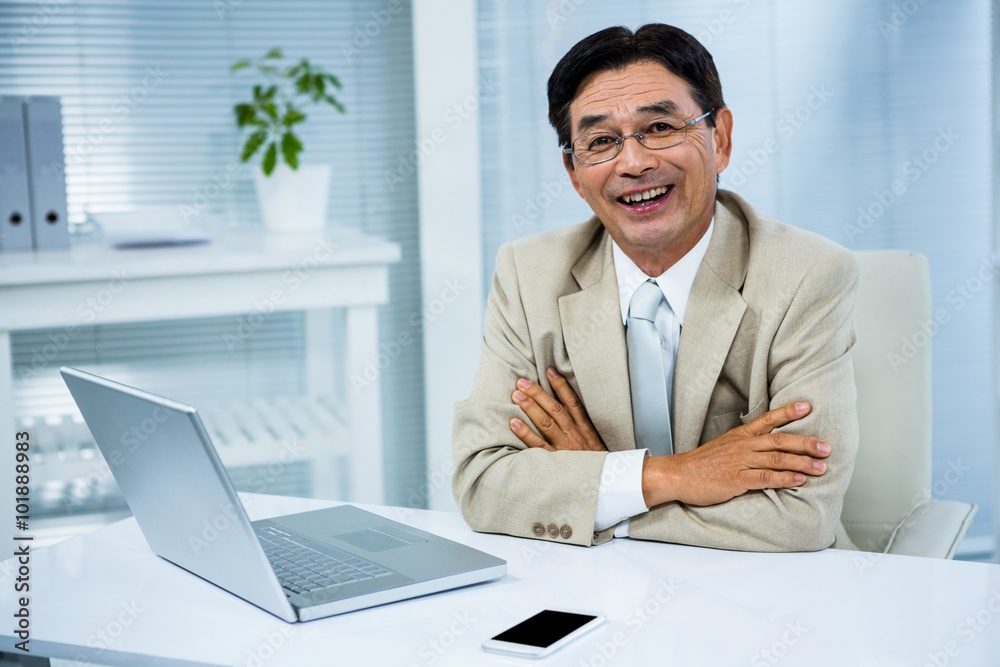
[621,186,669,204]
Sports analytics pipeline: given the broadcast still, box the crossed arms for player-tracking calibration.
[510,372,830,508]
[452,231,859,552]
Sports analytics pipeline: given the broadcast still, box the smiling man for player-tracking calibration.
[452,24,859,552]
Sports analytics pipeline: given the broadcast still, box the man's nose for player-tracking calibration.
[614,135,657,176]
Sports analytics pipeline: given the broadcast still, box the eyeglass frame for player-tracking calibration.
[563,108,717,165]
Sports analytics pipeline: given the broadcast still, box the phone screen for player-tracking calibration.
[491,610,599,648]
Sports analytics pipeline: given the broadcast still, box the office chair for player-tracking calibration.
[840,251,977,559]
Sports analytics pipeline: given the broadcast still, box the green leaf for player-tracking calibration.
[283,131,303,152]
[262,142,278,175]
[324,96,346,113]
[295,73,311,95]
[240,129,268,162]
[283,107,307,126]
[281,132,302,170]
[232,49,346,145]
[234,103,258,128]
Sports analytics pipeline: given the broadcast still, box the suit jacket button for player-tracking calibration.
[547,523,559,538]
[532,523,545,537]
[560,525,573,540]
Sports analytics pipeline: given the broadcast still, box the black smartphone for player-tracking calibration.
[482,609,606,658]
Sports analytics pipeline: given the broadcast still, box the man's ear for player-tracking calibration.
[712,107,734,176]
[563,150,586,198]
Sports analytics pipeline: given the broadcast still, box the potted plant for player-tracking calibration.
[231,48,345,233]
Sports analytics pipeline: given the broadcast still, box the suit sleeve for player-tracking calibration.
[628,248,860,551]
[451,243,611,546]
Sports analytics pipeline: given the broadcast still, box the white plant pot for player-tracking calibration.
[253,163,331,233]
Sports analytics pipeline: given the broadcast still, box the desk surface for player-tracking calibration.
[1,494,998,666]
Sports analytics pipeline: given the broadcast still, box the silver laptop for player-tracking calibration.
[61,367,506,623]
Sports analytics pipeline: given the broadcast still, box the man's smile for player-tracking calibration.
[615,184,674,211]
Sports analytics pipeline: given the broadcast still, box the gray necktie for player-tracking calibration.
[627,280,674,455]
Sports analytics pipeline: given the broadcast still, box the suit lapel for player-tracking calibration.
[672,196,750,453]
[559,226,635,452]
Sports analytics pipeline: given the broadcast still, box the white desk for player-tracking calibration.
[0,229,400,507]
[0,493,997,666]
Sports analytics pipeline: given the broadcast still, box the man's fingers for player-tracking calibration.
[510,374,609,452]
[752,451,828,476]
[742,469,808,491]
[742,401,811,437]
[510,418,553,451]
[512,389,558,437]
[546,368,600,435]
[749,432,832,459]
[515,378,574,432]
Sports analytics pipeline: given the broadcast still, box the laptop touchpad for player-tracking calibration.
[337,528,423,552]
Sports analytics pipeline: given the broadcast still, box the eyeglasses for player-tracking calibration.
[564,109,715,165]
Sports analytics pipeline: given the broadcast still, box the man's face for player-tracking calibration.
[564,61,733,273]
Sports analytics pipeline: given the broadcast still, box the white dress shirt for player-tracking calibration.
[594,219,714,536]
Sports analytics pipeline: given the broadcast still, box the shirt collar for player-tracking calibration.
[612,218,714,326]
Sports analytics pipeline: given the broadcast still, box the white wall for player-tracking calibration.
[412,1,485,511]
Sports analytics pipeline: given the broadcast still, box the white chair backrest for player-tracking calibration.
[841,251,933,551]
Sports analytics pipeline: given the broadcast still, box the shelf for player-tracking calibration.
[0,225,400,528]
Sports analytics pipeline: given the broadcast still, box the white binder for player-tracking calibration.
[0,96,34,253]
[23,96,70,251]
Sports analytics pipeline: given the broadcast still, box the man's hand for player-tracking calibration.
[643,402,831,508]
[509,368,607,452]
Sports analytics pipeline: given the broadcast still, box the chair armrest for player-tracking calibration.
[886,500,977,559]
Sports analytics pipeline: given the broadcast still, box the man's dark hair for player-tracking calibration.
[547,24,725,152]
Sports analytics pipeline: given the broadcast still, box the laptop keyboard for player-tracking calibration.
[256,525,395,595]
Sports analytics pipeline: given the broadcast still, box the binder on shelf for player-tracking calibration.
[0,96,35,253]
[23,95,69,251]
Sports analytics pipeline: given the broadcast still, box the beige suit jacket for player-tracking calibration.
[452,190,859,551]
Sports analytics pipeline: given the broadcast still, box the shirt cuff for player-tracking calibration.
[594,449,650,532]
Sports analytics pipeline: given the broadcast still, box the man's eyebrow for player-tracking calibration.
[636,100,682,116]
[574,100,683,135]
[576,113,610,135]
